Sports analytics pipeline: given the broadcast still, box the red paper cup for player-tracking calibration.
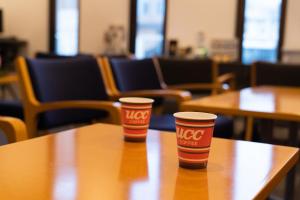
[120,97,154,142]
[173,112,217,169]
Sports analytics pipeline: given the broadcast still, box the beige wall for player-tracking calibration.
[283,0,300,51]
[1,0,299,55]
[0,0,48,56]
[79,0,237,54]
[166,0,237,50]
[79,0,129,54]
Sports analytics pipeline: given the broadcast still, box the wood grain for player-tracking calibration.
[0,123,297,200]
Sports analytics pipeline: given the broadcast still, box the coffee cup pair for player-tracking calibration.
[119,97,217,169]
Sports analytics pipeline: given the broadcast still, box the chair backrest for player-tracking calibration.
[217,61,251,89]
[251,62,300,87]
[156,58,214,85]
[21,57,109,130]
[109,58,163,92]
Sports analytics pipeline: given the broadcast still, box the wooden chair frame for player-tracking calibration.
[0,116,28,143]
[99,57,192,105]
[16,57,121,138]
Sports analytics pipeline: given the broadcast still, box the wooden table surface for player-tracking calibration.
[181,86,300,141]
[181,86,300,121]
[0,123,298,200]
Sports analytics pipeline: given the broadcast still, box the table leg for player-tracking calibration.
[284,122,298,200]
[245,117,254,141]
[285,167,296,200]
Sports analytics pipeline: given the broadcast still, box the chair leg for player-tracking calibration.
[245,117,254,141]
[25,112,38,138]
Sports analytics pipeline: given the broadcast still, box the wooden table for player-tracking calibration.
[0,123,298,200]
[181,85,300,199]
[181,86,300,141]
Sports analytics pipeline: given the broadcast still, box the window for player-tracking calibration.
[50,0,79,55]
[237,0,287,64]
[130,0,167,58]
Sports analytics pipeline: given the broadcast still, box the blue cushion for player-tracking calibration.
[255,62,300,86]
[150,114,233,139]
[110,58,162,91]
[26,57,109,130]
[158,58,213,85]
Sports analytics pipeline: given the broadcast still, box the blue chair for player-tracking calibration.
[156,57,235,95]
[16,56,120,138]
[103,57,234,138]
[252,61,300,87]
[251,61,300,144]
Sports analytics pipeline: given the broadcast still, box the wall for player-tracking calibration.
[1,0,299,56]
[79,0,237,54]
[283,0,300,51]
[166,0,237,50]
[0,0,48,56]
[79,0,129,54]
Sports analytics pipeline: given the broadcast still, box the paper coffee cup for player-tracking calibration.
[174,112,217,169]
[120,97,154,142]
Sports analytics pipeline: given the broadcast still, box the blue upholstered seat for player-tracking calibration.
[254,62,300,86]
[150,114,233,138]
[26,57,109,130]
[110,58,162,91]
[109,58,234,138]
[157,58,213,85]
[110,58,164,106]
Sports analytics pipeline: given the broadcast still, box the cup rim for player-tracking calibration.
[119,97,154,104]
[174,112,217,120]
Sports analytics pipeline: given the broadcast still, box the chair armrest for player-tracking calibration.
[217,72,235,83]
[113,89,192,102]
[36,100,121,124]
[216,72,236,90]
[168,83,217,91]
[0,117,28,143]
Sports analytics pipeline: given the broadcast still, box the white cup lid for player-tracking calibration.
[119,97,154,104]
[174,112,217,120]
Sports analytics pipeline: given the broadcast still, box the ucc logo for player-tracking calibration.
[176,127,204,141]
[125,110,150,120]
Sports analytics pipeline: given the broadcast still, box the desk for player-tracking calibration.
[181,86,300,141]
[181,85,300,199]
[0,123,297,200]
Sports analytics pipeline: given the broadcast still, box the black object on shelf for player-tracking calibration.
[0,37,27,70]
[168,40,178,57]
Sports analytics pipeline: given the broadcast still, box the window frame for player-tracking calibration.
[129,0,168,55]
[49,0,80,54]
[235,0,288,62]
